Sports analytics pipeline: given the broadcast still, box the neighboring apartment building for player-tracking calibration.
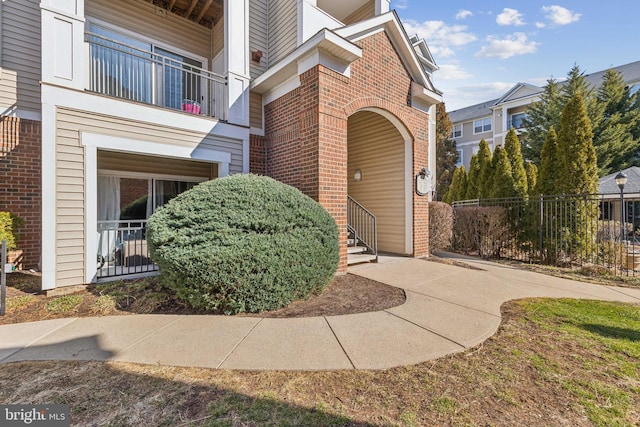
[448,61,640,170]
[0,0,441,291]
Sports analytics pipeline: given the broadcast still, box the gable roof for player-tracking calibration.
[599,166,640,194]
[494,83,543,106]
[448,98,500,123]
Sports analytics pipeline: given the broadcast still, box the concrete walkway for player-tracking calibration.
[1,255,640,371]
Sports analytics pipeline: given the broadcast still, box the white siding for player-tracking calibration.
[249,0,268,78]
[0,0,41,113]
[348,111,406,254]
[343,0,374,25]
[86,0,212,60]
[55,107,243,287]
[268,0,297,65]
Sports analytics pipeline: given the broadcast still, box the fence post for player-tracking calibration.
[538,194,544,264]
[1,239,6,316]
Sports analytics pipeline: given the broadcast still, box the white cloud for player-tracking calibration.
[541,5,581,25]
[434,63,472,80]
[392,0,409,10]
[496,8,525,26]
[535,22,546,28]
[431,46,456,59]
[475,33,539,59]
[455,9,473,20]
[402,19,477,50]
[439,82,516,111]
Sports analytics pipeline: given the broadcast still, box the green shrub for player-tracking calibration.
[146,174,339,314]
[0,212,17,250]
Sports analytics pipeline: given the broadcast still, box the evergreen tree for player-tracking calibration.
[535,126,558,195]
[465,154,480,199]
[592,69,640,175]
[489,146,516,198]
[556,93,598,194]
[444,166,467,204]
[476,139,493,199]
[504,128,528,198]
[522,79,563,164]
[435,103,459,199]
[525,162,538,197]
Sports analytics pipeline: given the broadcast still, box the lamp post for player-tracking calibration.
[616,171,628,243]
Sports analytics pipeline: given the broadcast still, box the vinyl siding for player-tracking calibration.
[98,151,215,178]
[54,106,243,287]
[347,111,406,254]
[268,0,297,65]
[249,0,268,78]
[0,0,41,113]
[343,1,374,25]
[212,18,224,59]
[250,91,263,129]
[86,0,212,60]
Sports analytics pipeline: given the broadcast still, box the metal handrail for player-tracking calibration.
[85,32,227,120]
[347,195,378,261]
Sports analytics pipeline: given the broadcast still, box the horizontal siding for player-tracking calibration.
[0,0,41,113]
[86,0,212,60]
[54,106,244,287]
[212,18,224,59]
[250,91,263,129]
[348,111,406,254]
[249,0,268,78]
[343,1,375,25]
[268,0,297,65]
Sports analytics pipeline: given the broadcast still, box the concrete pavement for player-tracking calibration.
[1,255,639,371]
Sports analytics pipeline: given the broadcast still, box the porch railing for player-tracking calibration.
[347,195,378,261]
[97,220,158,279]
[86,32,227,120]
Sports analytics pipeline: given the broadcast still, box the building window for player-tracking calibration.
[473,118,491,134]
[455,149,463,166]
[451,124,462,138]
[509,112,528,130]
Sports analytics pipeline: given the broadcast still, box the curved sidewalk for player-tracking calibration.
[1,256,640,371]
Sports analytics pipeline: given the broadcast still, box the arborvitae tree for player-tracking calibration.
[592,69,640,175]
[504,128,528,198]
[465,154,480,199]
[435,103,459,199]
[489,146,516,198]
[522,79,563,164]
[525,162,538,197]
[443,166,467,204]
[556,93,598,194]
[476,139,493,199]
[535,126,558,195]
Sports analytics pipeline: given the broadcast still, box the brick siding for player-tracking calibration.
[0,116,42,269]
[249,134,267,175]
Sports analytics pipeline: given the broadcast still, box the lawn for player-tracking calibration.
[1,298,639,426]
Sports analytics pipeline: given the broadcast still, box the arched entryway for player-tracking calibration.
[347,109,412,255]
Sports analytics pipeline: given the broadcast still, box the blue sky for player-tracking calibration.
[390,1,640,111]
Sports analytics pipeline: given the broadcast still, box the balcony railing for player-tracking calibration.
[97,220,158,279]
[86,32,227,120]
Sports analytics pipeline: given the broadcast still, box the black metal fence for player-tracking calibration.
[451,193,640,276]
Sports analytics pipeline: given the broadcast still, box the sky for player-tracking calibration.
[390,1,640,111]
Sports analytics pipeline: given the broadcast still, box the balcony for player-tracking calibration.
[85,32,227,120]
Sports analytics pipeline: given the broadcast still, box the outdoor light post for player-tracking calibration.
[616,171,628,243]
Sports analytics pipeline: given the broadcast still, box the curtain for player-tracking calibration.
[97,176,121,262]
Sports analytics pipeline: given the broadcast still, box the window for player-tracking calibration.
[455,149,463,166]
[451,124,462,138]
[474,118,491,134]
[509,112,528,130]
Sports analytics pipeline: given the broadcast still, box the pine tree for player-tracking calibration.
[556,93,598,195]
[522,79,563,164]
[535,126,558,195]
[525,162,538,197]
[504,128,528,198]
[476,140,493,199]
[435,103,459,199]
[444,166,467,204]
[489,146,516,198]
[465,154,480,199]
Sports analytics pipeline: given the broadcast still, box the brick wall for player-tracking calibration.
[249,134,267,175]
[263,30,432,267]
[0,116,42,269]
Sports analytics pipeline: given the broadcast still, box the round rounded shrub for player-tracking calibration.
[146,174,339,314]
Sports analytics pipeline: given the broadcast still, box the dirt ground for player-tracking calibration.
[0,270,406,324]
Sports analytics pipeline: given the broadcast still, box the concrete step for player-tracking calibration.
[348,245,368,254]
[347,253,377,265]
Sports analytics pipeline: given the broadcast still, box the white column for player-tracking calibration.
[224,0,250,126]
[41,0,85,90]
[376,0,391,15]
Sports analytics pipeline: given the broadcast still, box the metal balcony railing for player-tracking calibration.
[97,220,158,279]
[86,32,227,120]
